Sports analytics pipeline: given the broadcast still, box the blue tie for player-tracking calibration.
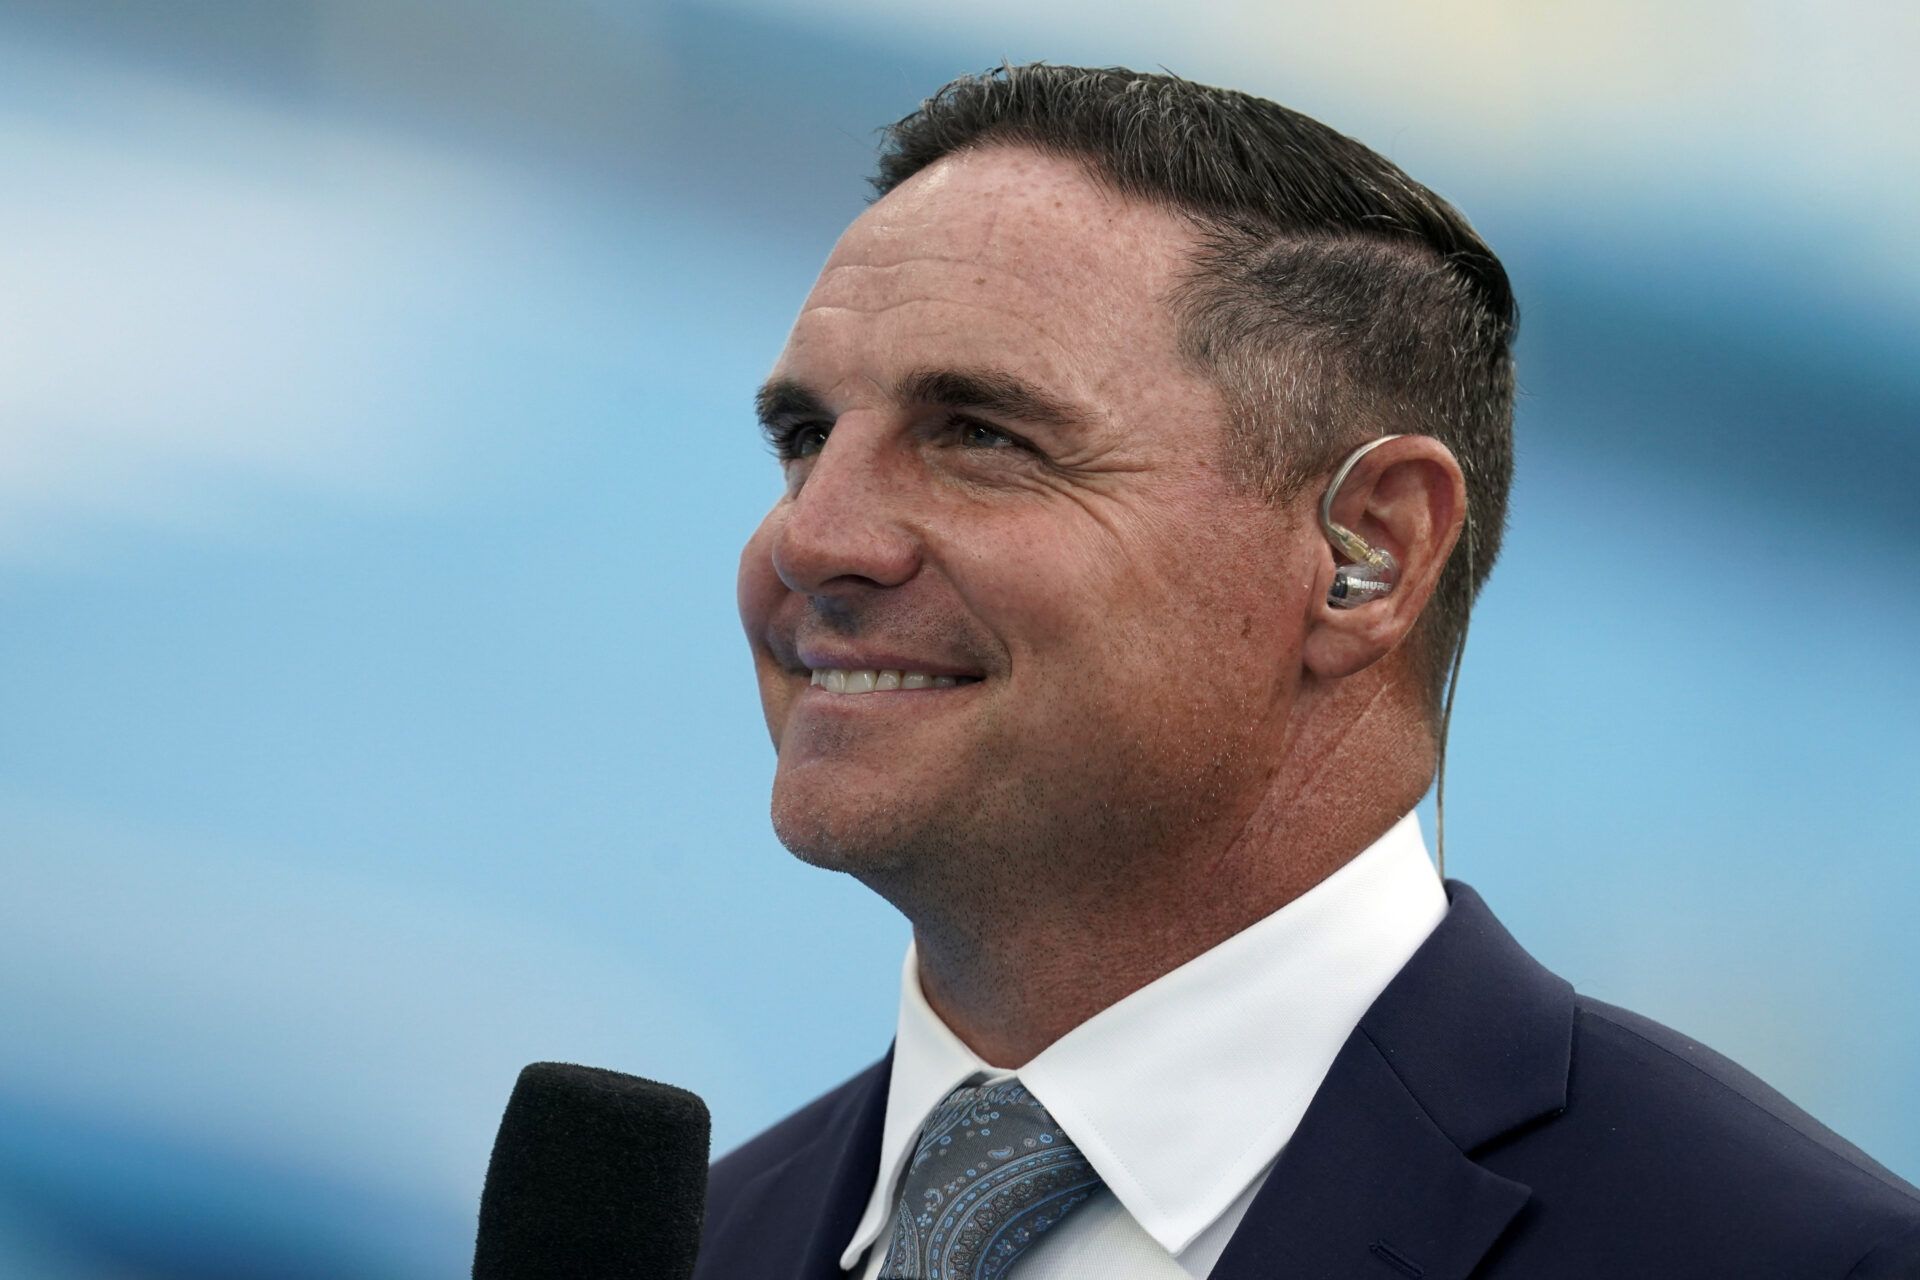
[878,1080,1107,1279]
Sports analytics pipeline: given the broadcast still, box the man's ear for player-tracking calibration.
[1301,436,1465,680]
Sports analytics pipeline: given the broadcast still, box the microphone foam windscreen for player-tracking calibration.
[474,1062,711,1280]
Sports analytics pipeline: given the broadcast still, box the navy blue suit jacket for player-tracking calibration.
[697,883,1920,1278]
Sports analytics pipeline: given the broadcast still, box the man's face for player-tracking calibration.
[738,147,1319,895]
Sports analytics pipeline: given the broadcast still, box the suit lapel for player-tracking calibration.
[1212,882,1574,1280]
[791,1058,889,1280]
[698,1049,892,1280]
[1209,1029,1531,1279]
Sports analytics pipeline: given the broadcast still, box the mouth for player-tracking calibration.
[806,667,986,695]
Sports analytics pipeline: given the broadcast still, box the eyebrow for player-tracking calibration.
[754,378,828,431]
[895,367,1094,432]
[753,366,1096,435]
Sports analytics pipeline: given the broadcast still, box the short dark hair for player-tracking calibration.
[871,64,1515,717]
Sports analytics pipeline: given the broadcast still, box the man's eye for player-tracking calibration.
[770,422,830,460]
[767,417,1025,462]
[956,419,1019,450]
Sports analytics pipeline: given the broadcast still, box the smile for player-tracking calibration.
[808,668,984,694]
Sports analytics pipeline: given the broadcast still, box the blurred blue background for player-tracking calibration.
[2,1,1915,1274]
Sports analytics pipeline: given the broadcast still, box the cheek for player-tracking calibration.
[736,515,782,633]
[959,533,1117,659]
[1038,507,1299,681]
[738,517,794,741]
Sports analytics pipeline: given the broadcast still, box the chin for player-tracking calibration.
[769,781,956,879]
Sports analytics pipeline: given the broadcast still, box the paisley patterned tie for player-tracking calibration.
[878,1080,1106,1279]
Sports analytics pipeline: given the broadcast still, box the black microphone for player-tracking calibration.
[474,1062,711,1279]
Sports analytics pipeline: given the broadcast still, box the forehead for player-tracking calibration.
[780,147,1202,402]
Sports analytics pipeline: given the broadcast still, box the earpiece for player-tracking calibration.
[1313,431,1475,881]
[1320,434,1405,609]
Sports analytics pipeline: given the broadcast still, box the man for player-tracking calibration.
[698,65,1920,1278]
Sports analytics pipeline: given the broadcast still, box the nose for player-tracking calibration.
[768,421,921,597]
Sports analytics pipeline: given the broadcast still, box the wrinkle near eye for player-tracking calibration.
[934,445,1148,519]
[1047,441,1155,475]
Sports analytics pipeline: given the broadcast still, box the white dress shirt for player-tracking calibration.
[841,811,1447,1278]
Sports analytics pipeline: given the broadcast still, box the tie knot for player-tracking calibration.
[912,1081,1060,1170]
[880,1081,1105,1279]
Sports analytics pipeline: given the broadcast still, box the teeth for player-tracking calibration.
[808,668,974,694]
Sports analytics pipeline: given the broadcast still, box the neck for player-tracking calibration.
[910,706,1427,1066]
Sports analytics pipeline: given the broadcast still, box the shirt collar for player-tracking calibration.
[839,810,1445,1268]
